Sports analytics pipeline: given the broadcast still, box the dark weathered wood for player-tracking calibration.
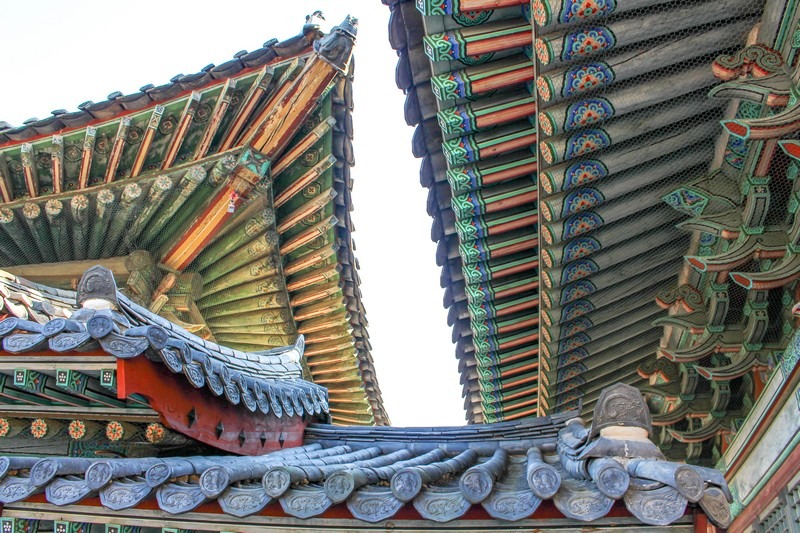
[139,166,206,248]
[21,203,51,263]
[540,98,721,166]
[127,176,174,246]
[540,120,719,196]
[44,200,69,262]
[69,195,90,261]
[88,190,117,258]
[107,183,143,256]
[537,20,752,104]
[536,0,757,68]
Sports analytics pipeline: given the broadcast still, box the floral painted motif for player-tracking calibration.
[541,224,555,245]
[561,317,593,338]
[562,188,605,217]
[31,419,47,439]
[463,261,491,284]
[561,300,594,322]
[146,423,166,443]
[0,418,9,438]
[563,211,604,239]
[561,259,599,285]
[453,9,494,26]
[68,420,86,440]
[562,62,615,97]
[559,333,592,354]
[562,27,616,61]
[564,236,602,262]
[556,377,586,396]
[558,0,617,23]
[106,421,124,441]
[539,142,556,165]
[531,0,550,26]
[557,363,587,383]
[455,218,485,241]
[536,76,553,101]
[560,280,596,305]
[539,112,555,136]
[564,129,611,160]
[565,98,614,131]
[535,38,552,64]
[563,160,608,190]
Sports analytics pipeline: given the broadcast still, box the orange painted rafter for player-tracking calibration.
[104,117,131,183]
[461,0,526,10]
[194,78,237,160]
[274,155,337,208]
[0,155,13,202]
[159,31,352,273]
[20,143,38,198]
[50,135,64,194]
[218,65,278,152]
[78,127,96,189]
[130,105,164,178]
[161,92,201,170]
[272,116,337,178]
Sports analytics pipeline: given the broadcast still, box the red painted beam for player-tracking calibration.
[117,356,306,455]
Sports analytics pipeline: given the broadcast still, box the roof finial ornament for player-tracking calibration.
[76,265,119,310]
[314,15,358,73]
[590,382,652,439]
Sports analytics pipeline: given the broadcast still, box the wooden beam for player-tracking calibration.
[4,255,136,285]
[0,404,158,422]
[19,144,38,198]
[161,92,201,170]
[50,135,64,194]
[77,127,97,189]
[0,154,14,203]
[130,105,164,178]
[116,355,307,454]
[218,66,275,152]
[194,79,236,160]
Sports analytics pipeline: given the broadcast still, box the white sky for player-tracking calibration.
[0,1,466,425]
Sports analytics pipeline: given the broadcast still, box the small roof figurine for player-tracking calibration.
[76,265,119,311]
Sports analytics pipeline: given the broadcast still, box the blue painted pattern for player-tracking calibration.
[562,62,614,97]
[563,160,608,190]
[565,98,614,131]
[562,27,616,61]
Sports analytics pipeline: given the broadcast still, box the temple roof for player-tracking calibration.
[0,17,388,425]
[383,0,759,423]
[0,385,731,529]
[0,268,328,421]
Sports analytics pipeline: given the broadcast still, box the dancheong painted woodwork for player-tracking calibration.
[7,0,800,529]
[0,15,387,427]
[384,0,800,529]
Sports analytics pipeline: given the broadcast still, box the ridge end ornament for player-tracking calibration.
[315,16,358,73]
[590,382,652,439]
[77,265,119,310]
